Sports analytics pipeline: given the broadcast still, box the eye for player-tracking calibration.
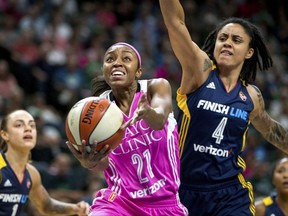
[277,167,285,174]
[218,35,227,42]
[232,36,243,44]
[105,56,114,63]
[123,56,131,62]
[15,123,22,128]
[30,124,36,129]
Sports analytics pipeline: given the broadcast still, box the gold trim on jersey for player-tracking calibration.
[241,121,250,151]
[262,196,273,206]
[176,89,191,158]
[0,154,7,169]
[237,156,246,171]
[238,173,255,215]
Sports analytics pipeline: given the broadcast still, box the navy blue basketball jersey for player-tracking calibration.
[177,67,254,186]
[0,152,32,216]
[262,195,285,216]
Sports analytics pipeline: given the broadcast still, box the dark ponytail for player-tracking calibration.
[91,75,111,96]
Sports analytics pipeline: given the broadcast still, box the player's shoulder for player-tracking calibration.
[26,163,41,182]
[246,84,262,98]
[255,198,266,216]
[246,84,264,106]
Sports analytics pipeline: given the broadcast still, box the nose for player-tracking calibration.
[223,41,232,48]
[24,125,32,131]
[113,57,122,66]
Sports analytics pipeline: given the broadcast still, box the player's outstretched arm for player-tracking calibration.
[249,85,288,154]
[27,164,90,216]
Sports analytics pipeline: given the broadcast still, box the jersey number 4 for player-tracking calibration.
[212,117,228,144]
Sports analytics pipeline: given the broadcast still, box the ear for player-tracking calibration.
[245,48,254,59]
[0,130,8,142]
[135,68,142,79]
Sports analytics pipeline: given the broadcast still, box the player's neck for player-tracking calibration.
[276,195,288,215]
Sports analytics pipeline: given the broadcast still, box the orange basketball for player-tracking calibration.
[65,97,124,153]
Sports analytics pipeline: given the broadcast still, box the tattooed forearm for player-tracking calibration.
[266,121,288,154]
[251,85,288,154]
[42,199,74,215]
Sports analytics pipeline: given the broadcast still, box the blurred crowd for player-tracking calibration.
[0,0,287,212]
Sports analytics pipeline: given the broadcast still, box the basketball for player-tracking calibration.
[65,96,124,153]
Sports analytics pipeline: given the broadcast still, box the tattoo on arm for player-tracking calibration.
[43,199,73,215]
[203,58,212,72]
[253,85,288,153]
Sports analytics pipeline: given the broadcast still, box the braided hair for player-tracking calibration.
[202,17,273,84]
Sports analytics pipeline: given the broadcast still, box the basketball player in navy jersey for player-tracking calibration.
[255,157,288,216]
[0,110,90,216]
[159,0,288,215]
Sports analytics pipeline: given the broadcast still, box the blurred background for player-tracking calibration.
[0,0,287,215]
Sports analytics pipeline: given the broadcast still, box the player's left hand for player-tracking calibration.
[129,93,151,125]
[75,200,90,216]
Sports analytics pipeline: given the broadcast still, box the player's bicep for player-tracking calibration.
[249,85,271,134]
[28,165,51,213]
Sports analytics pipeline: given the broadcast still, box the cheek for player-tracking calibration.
[213,45,221,58]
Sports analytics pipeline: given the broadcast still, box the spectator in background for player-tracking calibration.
[0,59,23,100]
[51,52,87,114]
[0,59,24,115]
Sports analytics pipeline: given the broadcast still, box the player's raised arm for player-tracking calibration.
[159,0,211,94]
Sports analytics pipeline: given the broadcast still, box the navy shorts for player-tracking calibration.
[179,176,255,216]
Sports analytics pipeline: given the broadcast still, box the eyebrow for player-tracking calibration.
[14,119,35,123]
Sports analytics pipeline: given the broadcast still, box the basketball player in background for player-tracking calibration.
[159,0,288,215]
[0,109,90,216]
[255,157,288,216]
[67,42,188,216]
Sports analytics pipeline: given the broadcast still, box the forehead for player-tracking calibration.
[218,23,248,36]
[106,45,134,55]
[8,111,34,122]
[276,158,288,168]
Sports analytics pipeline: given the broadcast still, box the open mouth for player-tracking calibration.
[221,50,232,55]
[111,71,125,77]
[23,135,33,140]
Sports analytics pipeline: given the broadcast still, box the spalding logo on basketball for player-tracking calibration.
[65,97,124,153]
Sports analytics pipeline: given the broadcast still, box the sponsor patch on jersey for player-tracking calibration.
[26,179,31,189]
[108,192,117,202]
[239,91,247,101]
